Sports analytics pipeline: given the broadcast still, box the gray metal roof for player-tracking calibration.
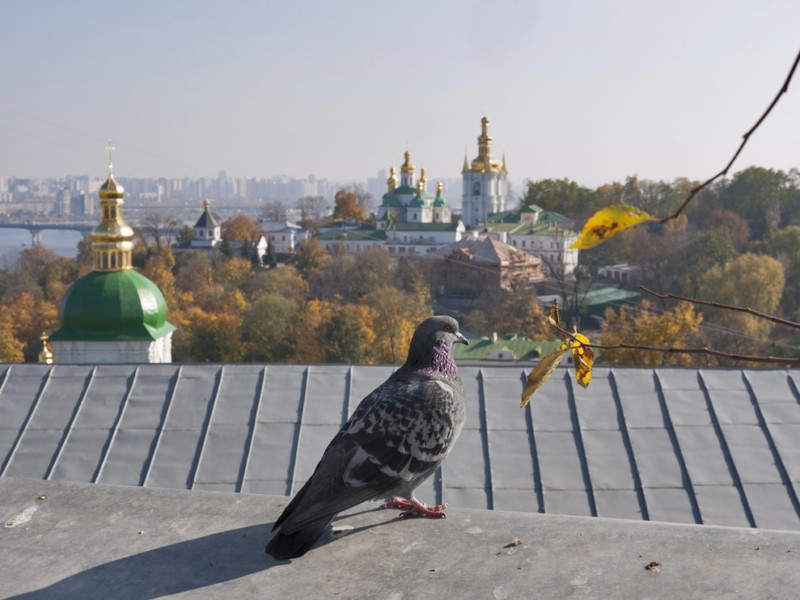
[1,363,799,531]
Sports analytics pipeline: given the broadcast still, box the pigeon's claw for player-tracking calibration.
[381,496,447,519]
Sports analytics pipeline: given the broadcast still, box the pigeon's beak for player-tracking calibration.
[455,332,469,346]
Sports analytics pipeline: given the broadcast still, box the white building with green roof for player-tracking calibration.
[318,149,465,256]
[377,151,454,228]
[50,162,175,363]
[483,206,580,275]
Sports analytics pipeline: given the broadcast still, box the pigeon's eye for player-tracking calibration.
[443,324,454,333]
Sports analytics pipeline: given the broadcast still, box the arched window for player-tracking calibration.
[473,181,481,196]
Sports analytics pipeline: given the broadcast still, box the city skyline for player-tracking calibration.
[1,1,799,188]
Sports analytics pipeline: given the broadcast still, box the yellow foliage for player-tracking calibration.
[568,329,594,389]
[219,257,252,288]
[572,205,654,249]
[362,286,432,364]
[601,300,703,366]
[698,253,785,344]
[292,299,335,363]
[0,328,24,362]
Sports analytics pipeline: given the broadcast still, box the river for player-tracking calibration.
[0,228,84,261]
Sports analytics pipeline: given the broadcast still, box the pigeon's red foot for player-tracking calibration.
[380,496,447,519]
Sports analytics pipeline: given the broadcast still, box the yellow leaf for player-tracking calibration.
[548,299,560,326]
[571,205,654,250]
[574,347,594,388]
[520,345,568,408]
[568,329,594,388]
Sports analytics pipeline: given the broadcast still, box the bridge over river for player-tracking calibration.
[0,222,95,246]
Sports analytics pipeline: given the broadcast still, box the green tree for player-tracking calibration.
[766,226,800,319]
[324,305,376,363]
[521,178,595,218]
[242,293,300,362]
[676,227,738,298]
[718,167,798,241]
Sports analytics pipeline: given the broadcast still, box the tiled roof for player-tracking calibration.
[431,237,541,266]
[193,209,219,229]
[2,363,800,530]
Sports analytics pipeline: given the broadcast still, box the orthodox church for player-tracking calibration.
[376,151,452,228]
[49,150,175,363]
[461,116,508,228]
[375,116,507,231]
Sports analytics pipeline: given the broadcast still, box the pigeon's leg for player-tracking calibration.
[381,496,447,518]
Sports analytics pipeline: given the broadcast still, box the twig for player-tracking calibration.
[547,314,800,366]
[595,342,800,366]
[640,285,800,330]
[658,48,800,223]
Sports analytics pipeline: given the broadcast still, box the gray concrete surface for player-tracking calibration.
[1,477,798,599]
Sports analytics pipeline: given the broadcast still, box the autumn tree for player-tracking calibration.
[292,299,335,363]
[310,247,396,303]
[174,251,214,304]
[698,253,785,356]
[324,305,377,363]
[294,238,330,280]
[222,215,262,243]
[332,189,367,222]
[362,285,432,364]
[0,328,24,362]
[0,291,60,362]
[141,247,178,309]
[600,300,704,367]
[171,306,244,362]
[673,227,738,299]
[242,293,301,362]
[702,209,751,250]
[464,282,551,340]
[767,226,800,319]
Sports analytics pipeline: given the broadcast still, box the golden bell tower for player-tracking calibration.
[92,140,134,271]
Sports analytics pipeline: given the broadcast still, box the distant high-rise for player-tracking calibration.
[461,117,508,228]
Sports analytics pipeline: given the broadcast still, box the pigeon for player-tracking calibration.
[266,315,468,560]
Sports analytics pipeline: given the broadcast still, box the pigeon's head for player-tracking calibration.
[406,315,468,371]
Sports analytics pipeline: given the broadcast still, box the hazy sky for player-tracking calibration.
[2,0,798,189]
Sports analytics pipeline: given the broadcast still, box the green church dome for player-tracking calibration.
[50,270,175,342]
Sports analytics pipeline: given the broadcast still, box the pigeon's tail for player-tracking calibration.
[265,515,335,560]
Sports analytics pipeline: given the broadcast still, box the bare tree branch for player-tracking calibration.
[659,48,800,224]
[597,342,800,366]
[547,308,800,366]
[640,285,800,330]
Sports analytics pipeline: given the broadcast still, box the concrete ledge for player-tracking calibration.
[1,478,799,599]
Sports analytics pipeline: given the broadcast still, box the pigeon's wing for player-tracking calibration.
[343,377,463,484]
[275,376,462,533]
